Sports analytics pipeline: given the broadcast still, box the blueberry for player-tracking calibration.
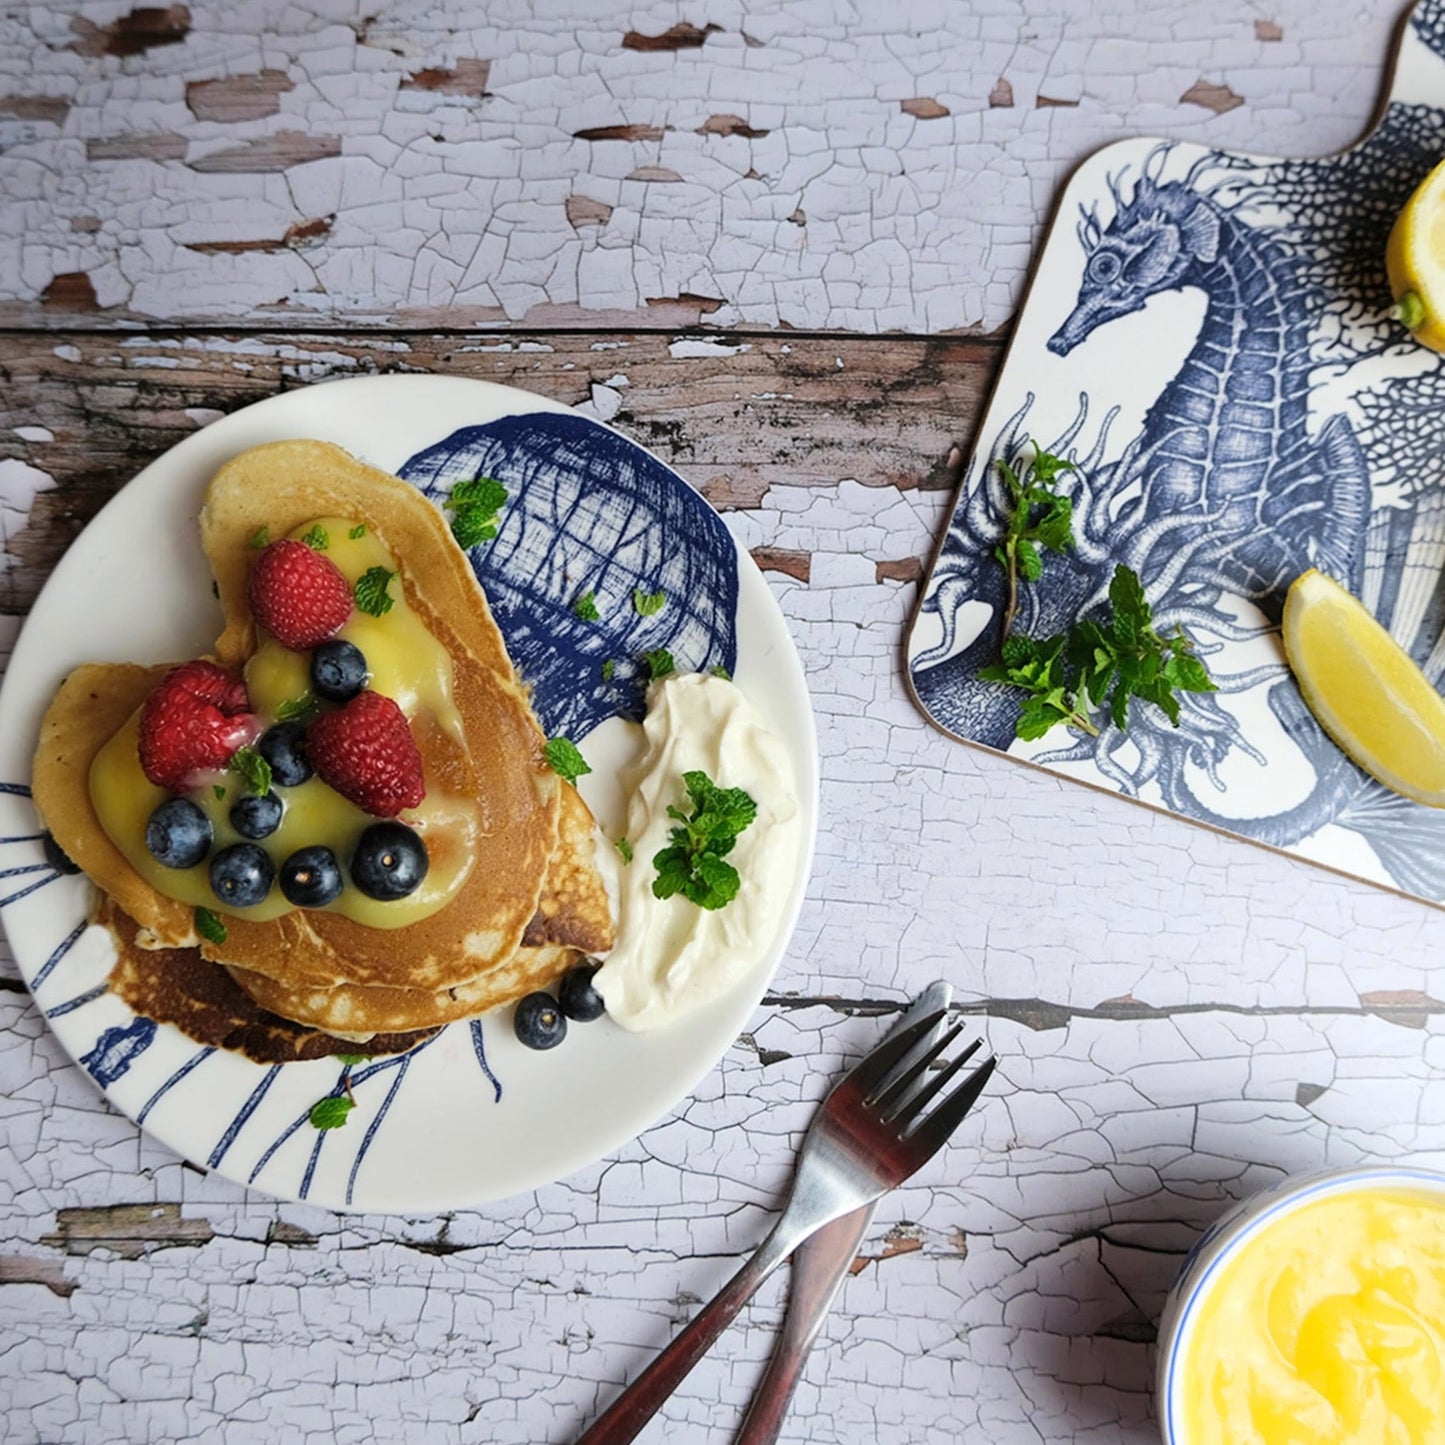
[230,790,283,840]
[279,845,344,907]
[259,721,312,787]
[514,992,567,1050]
[209,842,274,907]
[311,639,369,703]
[558,962,606,1022]
[144,797,212,869]
[350,822,428,901]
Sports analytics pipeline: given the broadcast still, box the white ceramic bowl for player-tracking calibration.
[1155,1164,1445,1443]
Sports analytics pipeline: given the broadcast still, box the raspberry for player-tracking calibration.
[307,691,426,817]
[139,660,254,791]
[248,539,353,650]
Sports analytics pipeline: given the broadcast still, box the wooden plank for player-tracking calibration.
[0,328,999,614]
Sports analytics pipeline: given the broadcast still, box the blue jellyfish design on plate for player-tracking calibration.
[400,410,739,740]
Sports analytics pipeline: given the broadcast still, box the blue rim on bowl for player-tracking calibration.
[1156,1164,1445,1443]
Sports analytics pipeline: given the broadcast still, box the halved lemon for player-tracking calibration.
[1283,569,1445,807]
[1386,157,1445,351]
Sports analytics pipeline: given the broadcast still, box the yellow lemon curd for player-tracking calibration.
[89,519,478,926]
[1177,1187,1445,1444]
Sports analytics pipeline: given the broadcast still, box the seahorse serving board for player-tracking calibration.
[908,0,1445,908]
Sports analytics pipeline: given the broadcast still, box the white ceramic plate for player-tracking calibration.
[0,375,817,1213]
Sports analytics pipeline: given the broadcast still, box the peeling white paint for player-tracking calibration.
[0,0,1398,331]
[0,457,55,573]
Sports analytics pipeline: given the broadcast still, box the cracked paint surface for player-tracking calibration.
[2,4,1443,1437]
[0,0,1407,331]
[3,337,1445,1442]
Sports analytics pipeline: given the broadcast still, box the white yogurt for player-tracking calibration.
[594,672,800,1032]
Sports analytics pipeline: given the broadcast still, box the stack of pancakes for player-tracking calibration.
[32,441,613,1064]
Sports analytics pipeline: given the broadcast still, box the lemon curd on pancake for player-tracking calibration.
[32,440,612,1052]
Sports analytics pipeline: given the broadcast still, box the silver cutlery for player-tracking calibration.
[576,988,994,1445]
[732,981,954,1445]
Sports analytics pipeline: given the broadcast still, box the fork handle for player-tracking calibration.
[576,1221,798,1445]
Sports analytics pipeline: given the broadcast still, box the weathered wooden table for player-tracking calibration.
[3,5,1439,1442]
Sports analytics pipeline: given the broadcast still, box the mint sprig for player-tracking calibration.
[642,648,675,681]
[651,770,757,911]
[301,523,329,551]
[445,477,508,548]
[632,587,666,617]
[981,563,1215,740]
[994,448,1074,640]
[573,591,600,621]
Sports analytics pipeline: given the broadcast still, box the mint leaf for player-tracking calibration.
[348,523,366,540]
[573,591,600,621]
[446,477,507,549]
[309,1096,354,1130]
[195,907,228,945]
[1165,649,1216,695]
[275,692,320,723]
[601,658,615,682]
[301,523,329,551]
[335,1053,370,1067]
[250,525,270,549]
[212,784,226,802]
[228,746,272,797]
[642,648,675,681]
[615,836,633,864]
[449,477,508,513]
[632,587,666,617]
[543,736,591,784]
[710,664,732,681]
[354,566,396,617]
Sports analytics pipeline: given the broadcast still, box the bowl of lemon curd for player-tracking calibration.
[1157,1167,1445,1444]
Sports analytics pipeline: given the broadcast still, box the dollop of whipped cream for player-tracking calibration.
[595,672,799,1032]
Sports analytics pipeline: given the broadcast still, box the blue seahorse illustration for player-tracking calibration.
[917,151,1368,730]
[909,139,1445,885]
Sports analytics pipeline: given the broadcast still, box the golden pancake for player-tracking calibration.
[33,440,574,996]
[224,780,614,1035]
[100,896,438,1064]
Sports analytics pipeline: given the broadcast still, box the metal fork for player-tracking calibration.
[575,998,996,1445]
[732,980,954,1445]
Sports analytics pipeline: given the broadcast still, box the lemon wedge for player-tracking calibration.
[1283,569,1445,806]
[1386,158,1445,351]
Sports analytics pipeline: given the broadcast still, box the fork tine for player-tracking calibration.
[867,1021,964,1112]
[903,1054,997,1158]
[884,1036,983,1127]
[840,1009,945,1096]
